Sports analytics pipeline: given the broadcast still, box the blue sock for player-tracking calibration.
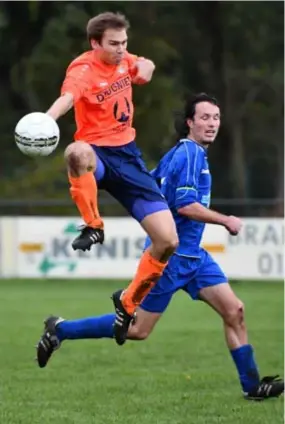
[56,314,115,341]
[230,344,260,393]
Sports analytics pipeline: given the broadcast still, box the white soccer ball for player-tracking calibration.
[15,112,60,157]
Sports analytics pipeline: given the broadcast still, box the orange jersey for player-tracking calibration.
[61,50,142,146]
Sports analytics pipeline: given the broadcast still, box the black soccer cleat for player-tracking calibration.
[36,315,64,368]
[244,375,284,401]
[111,290,134,346]
[72,226,104,251]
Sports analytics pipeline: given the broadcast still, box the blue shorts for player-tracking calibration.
[140,249,227,313]
[91,142,168,222]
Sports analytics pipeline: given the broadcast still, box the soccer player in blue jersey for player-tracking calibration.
[36,93,284,401]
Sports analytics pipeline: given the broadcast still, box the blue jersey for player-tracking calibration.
[150,138,211,257]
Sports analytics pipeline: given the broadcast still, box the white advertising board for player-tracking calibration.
[214,218,284,280]
[0,217,283,280]
[15,217,146,278]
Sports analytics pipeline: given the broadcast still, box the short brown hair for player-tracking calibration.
[86,12,130,44]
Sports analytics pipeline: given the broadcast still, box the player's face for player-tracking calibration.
[187,102,220,146]
[92,28,128,65]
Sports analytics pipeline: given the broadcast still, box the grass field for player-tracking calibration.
[0,279,283,424]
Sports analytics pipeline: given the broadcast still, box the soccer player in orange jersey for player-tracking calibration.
[37,12,178,349]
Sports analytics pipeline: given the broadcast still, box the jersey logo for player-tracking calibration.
[118,67,127,74]
[113,97,131,123]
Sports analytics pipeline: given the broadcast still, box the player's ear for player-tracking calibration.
[90,39,100,50]
[186,118,193,130]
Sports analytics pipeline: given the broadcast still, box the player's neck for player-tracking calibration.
[93,50,116,67]
[186,135,210,150]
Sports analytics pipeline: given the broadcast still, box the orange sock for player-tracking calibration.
[68,172,103,229]
[122,250,167,315]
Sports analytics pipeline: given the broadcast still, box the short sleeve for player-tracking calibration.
[61,61,93,103]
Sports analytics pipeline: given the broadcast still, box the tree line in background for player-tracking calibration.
[0,1,283,216]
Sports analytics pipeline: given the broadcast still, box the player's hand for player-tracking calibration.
[132,59,155,84]
[224,215,242,236]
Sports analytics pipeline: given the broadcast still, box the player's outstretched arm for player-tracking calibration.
[46,93,74,121]
[178,202,242,235]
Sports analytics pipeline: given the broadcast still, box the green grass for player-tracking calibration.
[0,279,283,424]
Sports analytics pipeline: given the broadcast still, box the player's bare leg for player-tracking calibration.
[200,284,248,349]
[127,307,162,340]
[64,142,104,251]
[200,284,284,401]
[112,209,178,345]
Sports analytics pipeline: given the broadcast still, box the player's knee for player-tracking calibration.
[224,300,245,327]
[168,231,179,250]
[162,235,179,257]
[64,142,96,176]
[155,231,179,255]
[237,300,245,323]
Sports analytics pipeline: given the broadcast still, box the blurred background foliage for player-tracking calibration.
[0,1,283,216]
